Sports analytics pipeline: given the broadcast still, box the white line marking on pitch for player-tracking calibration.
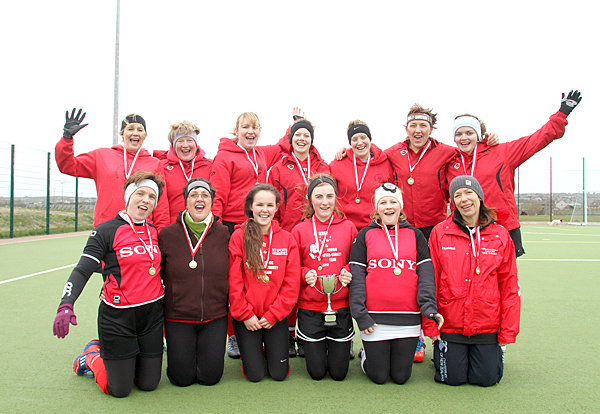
[519,259,600,262]
[0,264,76,285]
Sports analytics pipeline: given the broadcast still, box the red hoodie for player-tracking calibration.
[55,137,169,230]
[228,220,301,326]
[268,145,330,232]
[329,143,396,230]
[291,214,357,311]
[153,147,213,224]
[446,111,568,231]
[210,137,289,224]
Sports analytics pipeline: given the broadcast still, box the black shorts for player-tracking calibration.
[509,227,525,258]
[98,299,164,360]
[296,307,355,342]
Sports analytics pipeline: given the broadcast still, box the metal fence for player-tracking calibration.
[1,141,599,238]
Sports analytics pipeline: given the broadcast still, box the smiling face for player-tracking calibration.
[350,133,371,161]
[376,196,401,226]
[174,137,198,162]
[454,126,479,155]
[310,183,336,222]
[251,190,279,234]
[292,128,312,159]
[453,187,481,226]
[126,186,157,221]
[121,123,147,153]
[235,117,262,150]
[186,187,212,222]
[405,119,433,153]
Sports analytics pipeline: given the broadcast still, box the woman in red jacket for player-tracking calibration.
[425,175,520,387]
[446,90,582,256]
[153,121,213,224]
[329,120,396,231]
[291,174,357,380]
[228,184,301,382]
[158,178,230,386]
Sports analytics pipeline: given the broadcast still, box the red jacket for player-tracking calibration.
[446,111,568,231]
[228,220,301,325]
[424,214,520,344]
[210,137,289,224]
[268,145,330,232]
[55,137,169,230]
[385,139,456,229]
[329,144,396,230]
[153,147,213,224]
[291,214,357,311]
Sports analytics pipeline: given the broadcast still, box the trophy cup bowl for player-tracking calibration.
[318,275,339,327]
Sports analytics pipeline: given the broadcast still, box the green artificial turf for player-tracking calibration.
[1,225,599,413]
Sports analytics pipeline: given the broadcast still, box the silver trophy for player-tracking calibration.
[316,275,342,326]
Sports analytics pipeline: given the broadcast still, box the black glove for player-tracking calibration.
[559,90,582,116]
[63,108,88,139]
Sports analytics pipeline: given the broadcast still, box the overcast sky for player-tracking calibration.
[1,0,598,194]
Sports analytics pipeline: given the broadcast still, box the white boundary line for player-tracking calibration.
[0,264,76,285]
[519,259,600,262]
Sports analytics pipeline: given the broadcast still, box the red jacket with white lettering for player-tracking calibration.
[268,145,330,232]
[153,147,213,224]
[385,138,456,229]
[445,111,568,231]
[228,220,301,325]
[329,144,396,231]
[423,213,520,344]
[55,137,169,230]
[291,213,357,311]
[210,137,289,224]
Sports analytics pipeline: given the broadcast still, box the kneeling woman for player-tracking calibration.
[424,175,520,387]
[158,178,230,386]
[349,183,442,385]
[52,171,165,398]
[291,174,357,380]
[228,184,301,382]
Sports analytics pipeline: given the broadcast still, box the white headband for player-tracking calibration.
[453,116,482,142]
[374,183,403,210]
[173,131,199,147]
[124,179,160,207]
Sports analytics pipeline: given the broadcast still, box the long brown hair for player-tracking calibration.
[243,184,280,278]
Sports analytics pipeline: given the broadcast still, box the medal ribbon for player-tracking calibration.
[353,152,371,196]
[311,215,334,266]
[239,143,259,182]
[182,211,213,260]
[178,157,196,182]
[459,144,478,177]
[407,140,432,175]
[261,226,273,272]
[123,146,142,179]
[468,226,481,271]
[382,223,399,266]
[122,212,155,266]
[291,152,311,185]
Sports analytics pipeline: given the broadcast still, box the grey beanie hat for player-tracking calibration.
[449,175,484,205]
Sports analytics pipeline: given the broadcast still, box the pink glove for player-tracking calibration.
[53,303,77,338]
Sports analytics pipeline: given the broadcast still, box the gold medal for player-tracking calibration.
[355,197,361,203]
[394,268,401,275]
[407,177,415,185]
[149,267,156,275]
[189,260,197,269]
[318,265,323,271]
[476,266,481,275]
[262,274,269,283]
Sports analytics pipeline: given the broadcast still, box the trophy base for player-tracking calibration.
[321,313,338,327]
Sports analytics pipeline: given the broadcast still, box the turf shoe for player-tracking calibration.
[414,339,425,363]
[83,339,100,354]
[289,335,297,358]
[227,335,240,359]
[349,339,355,359]
[296,338,305,358]
[73,351,97,378]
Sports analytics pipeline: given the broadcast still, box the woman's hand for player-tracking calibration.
[430,313,444,330]
[484,132,499,146]
[361,324,377,335]
[258,317,273,329]
[334,147,347,161]
[244,315,262,331]
[428,335,441,342]
[292,106,305,120]
[305,269,318,287]
[339,269,352,287]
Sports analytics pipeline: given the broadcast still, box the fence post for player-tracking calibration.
[75,177,79,232]
[516,166,520,215]
[10,145,15,238]
[583,157,587,224]
[46,152,50,235]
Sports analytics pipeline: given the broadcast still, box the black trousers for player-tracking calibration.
[362,337,418,385]
[104,355,162,398]
[165,317,228,387]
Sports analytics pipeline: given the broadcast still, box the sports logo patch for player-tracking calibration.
[272,248,288,256]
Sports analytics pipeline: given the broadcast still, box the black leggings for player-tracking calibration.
[232,317,290,382]
[362,337,419,385]
[104,355,162,398]
[303,340,351,381]
[165,317,228,387]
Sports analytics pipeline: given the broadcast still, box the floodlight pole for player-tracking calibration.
[112,0,120,145]
[583,157,587,225]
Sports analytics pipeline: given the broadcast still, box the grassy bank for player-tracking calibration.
[0,206,94,238]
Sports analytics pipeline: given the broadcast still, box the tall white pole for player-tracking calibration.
[583,157,588,225]
[112,0,120,145]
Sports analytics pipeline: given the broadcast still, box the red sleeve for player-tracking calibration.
[210,155,232,221]
[497,231,521,344]
[502,111,567,169]
[422,226,442,337]
[228,231,255,321]
[263,235,301,325]
[262,135,289,169]
[54,137,98,179]
[149,180,170,231]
